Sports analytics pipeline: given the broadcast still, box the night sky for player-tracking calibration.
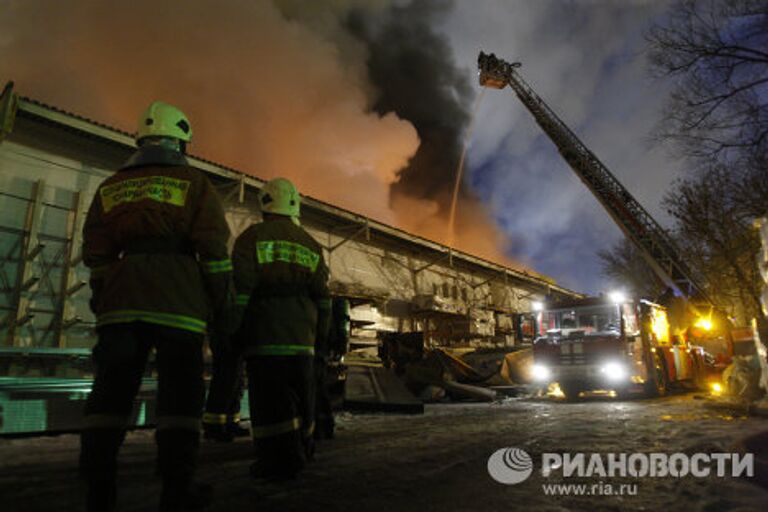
[442,0,676,294]
[0,0,678,295]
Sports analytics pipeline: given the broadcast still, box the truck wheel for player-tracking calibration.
[560,382,582,402]
[644,352,668,398]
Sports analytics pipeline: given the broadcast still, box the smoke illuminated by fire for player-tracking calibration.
[0,0,528,271]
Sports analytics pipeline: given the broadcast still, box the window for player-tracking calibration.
[543,305,620,334]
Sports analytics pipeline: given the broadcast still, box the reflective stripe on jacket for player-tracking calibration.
[233,217,331,356]
[83,156,231,334]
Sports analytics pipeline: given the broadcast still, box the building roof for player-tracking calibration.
[1,82,581,299]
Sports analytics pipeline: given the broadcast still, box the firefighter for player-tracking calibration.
[313,324,334,442]
[79,101,233,511]
[314,297,350,440]
[232,177,331,480]
[202,333,248,442]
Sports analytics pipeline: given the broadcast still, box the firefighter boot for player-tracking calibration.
[227,422,250,438]
[249,432,305,481]
[313,416,335,441]
[157,429,212,511]
[202,423,234,443]
[79,428,125,512]
[304,435,316,463]
[323,418,335,440]
[202,421,249,442]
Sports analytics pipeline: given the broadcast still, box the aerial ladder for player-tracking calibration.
[476,52,711,306]
[475,52,745,393]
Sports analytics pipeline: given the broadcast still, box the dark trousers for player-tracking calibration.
[314,358,335,439]
[80,322,205,504]
[204,339,244,426]
[246,356,315,474]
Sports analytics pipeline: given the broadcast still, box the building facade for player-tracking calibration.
[0,83,580,353]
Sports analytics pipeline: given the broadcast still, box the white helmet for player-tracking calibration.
[258,177,300,218]
[136,101,192,143]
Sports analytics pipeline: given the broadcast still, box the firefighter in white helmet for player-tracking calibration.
[80,101,233,510]
[232,177,331,479]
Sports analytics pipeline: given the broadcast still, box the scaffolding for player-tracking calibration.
[0,180,89,348]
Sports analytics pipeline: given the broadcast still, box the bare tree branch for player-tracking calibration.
[646,0,768,162]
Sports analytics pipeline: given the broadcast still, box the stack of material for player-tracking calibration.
[458,347,534,386]
[329,282,390,304]
[495,313,515,334]
[379,332,424,374]
[467,308,495,337]
[437,309,496,337]
[343,345,537,410]
[349,304,380,325]
[722,356,762,400]
[404,349,497,402]
[756,217,768,395]
[343,366,424,414]
[499,348,534,384]
[412,294,467,315]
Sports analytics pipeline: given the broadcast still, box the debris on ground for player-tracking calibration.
[402,349,499,402]
[343,366,423,414]
[722,355,764,401]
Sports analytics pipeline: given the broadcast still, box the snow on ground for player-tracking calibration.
[1,394,767,511]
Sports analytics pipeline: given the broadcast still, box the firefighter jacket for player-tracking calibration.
[82,146,233,335]
[232,216,331,357]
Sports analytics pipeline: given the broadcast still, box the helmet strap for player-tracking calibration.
[138,136,183,153]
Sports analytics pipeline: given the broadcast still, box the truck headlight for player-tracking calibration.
[601,361,627,382]
[532,364,551,381]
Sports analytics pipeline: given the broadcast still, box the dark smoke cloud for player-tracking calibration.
[0,0,525,270]
[347,0,474,210]
[340,1,521,268]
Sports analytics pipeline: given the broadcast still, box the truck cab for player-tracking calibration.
[532,296,702,400]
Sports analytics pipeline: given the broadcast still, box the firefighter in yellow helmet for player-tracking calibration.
[79,101,234,511]
[232,177,331,479]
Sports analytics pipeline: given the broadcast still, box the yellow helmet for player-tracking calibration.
[136,101,192,142]
[258,178,300,218]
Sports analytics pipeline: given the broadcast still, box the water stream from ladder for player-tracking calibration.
[446,88,486,248]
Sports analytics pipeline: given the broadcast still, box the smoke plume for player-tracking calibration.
[343,1,516,263]
[0,0,522,269]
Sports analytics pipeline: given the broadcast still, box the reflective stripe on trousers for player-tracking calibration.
[250,417,316,439]
[202,412,228,425]
[201,412,242,426]
[251,417,302,439]
[250,344,315,356]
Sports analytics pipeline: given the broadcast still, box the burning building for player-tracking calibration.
[0,83,579,433]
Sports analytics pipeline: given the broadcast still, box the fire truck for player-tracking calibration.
[476,52,739,399]
[531,295,707,399]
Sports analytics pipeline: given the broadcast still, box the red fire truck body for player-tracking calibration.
[532,297,706,399]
